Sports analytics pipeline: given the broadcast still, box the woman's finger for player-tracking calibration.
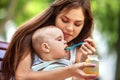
[84,38,96,48]
[83,43,96,54]
[77,63,97,79]
[81,44,93,55]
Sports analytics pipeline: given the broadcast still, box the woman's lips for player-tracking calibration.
[64,32,72,39]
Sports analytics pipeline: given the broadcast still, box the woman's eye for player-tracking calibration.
[62,18,68,23]
[74,23,81,27]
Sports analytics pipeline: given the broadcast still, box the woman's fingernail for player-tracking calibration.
[91,64,96,67]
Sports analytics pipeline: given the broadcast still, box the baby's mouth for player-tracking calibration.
[64,46,70,53]
[64,46,68,50]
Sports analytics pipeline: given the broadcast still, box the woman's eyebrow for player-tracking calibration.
[61,15,69,19]
[76,21,84,23]
[62,15,84,22]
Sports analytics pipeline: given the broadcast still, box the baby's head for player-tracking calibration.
[32,25,68,61]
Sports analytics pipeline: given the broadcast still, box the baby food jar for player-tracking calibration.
[84,55,99,77]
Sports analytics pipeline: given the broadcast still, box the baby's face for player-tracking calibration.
[46,28,68,59]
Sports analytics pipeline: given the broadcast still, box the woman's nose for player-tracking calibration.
[66,24,74,32]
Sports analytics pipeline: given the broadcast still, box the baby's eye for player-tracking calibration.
[56,36,63,41]
[57,38,62,41]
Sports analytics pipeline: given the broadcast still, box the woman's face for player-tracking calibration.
[55,7,85,42]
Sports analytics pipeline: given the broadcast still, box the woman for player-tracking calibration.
[2,0,97,80]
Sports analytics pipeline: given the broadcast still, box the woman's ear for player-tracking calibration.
[41,43,50,53]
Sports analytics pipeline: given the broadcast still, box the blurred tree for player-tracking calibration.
[0,0,52,40]
[0,0,19,39]
[14,0,53,26]
[92,0,119,51]
[91,0,119,79]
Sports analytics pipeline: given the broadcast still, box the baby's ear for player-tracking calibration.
[41,43,50,53]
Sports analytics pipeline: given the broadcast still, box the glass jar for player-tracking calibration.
[84,55,99,77]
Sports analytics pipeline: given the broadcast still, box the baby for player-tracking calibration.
[31,25,71,71]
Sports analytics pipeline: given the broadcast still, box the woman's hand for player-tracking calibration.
[68,62,97,80]
[76,37,96,62]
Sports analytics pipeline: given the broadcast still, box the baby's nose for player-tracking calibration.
[64,40,67,44]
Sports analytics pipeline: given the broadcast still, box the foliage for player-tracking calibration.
[0,0,9,21]
[13,0,53,26]
[0,0,53,40]
[91,0,119,52]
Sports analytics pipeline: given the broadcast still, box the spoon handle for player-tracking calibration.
[65,42,84,50]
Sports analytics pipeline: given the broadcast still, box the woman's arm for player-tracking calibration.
[15,53,97,80]
[15,53,71,80]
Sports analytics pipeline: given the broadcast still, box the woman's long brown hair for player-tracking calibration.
[2,0,93,79]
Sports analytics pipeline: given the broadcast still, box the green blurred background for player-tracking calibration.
[0,0,119,80]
